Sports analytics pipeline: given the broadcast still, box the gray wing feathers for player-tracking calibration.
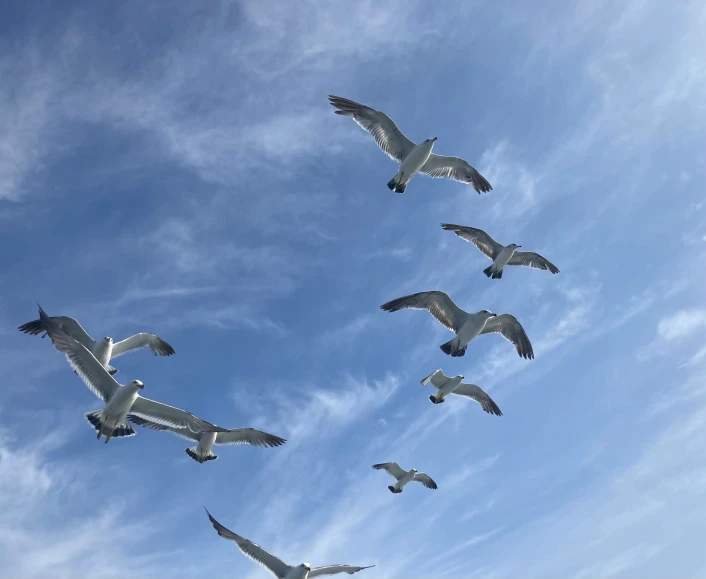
[309,565,375,577]
[372,462,406,480]
[380,291,466,332]
[420,369,448,388]
[420,154,493,193]
[205,509,290,579]
[507,251,560,273]
[480,314,534,359]
[127,415,201,441]
[130,398,227,434]
[19,315,94,349]
[412,472,438,489]
[37,306,119,402]
[215,428,287,448]
[440,224,503,260]
[111,333,175,358]
[453,384,503,416]
[328,95,415,162]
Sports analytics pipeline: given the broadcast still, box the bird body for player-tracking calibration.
[420,369,503,415]
[372,462,438,494]
[387,138,437,193]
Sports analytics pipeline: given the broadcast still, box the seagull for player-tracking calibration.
[18,313,175,375]
[36,305,224,444]
[205,509,374,578]
[328,95,492,195]
[372,462,437,494]
[420,369,502,415]
[380,291,533,359]
[128,415,286,463]
[440,224,560,279]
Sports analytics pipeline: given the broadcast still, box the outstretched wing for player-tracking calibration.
[215,428,287,448]
[111,333,175,359]
[328,95,415,162]
[205,509,291,579]
[453,383,503,416]
[480,314,534,359]
[412,472,438,490]
[440,224,503,260]
[127,415,201,442]
[420,154,492,194]
[507,251,560,274]
[130,398,227,435]
[37,306,119,402]
[309,565,375,577]
[420,369,450,389]
[19,315,94,349]
[372,462,406,480]
[380,291,467,332]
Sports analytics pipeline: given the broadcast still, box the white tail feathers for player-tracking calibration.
[185,447,218,463]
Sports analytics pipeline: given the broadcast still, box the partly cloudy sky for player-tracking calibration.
[2,1,706,577]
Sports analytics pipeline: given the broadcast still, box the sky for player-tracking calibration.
[1,0,706,577]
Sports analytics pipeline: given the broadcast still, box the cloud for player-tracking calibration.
[657,309,706,341]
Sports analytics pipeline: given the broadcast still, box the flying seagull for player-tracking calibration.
[372,462,437,494]
[420,369,502,415]
[36,305,224,444]
[205,509,374,578]
[441,224,560,279]
[380,291,533,359]
[18,313,174,375]
[128,415,286,463]
[328,95,492,194]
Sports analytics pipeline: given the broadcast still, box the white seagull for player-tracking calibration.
[205,509,374,578]
[420,369,502,415]
[372,462,438,494]
[441,224,560,279]
[19,313,175,375]
[329,95,492,195]
[128,415,286,463]
[380,291,533,359]
[37,305,224,444]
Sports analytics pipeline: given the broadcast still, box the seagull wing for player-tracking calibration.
[19,315,95,349]
[126,415,201,441]
[453,383,503,416]
[507,251,560,274]
[215,428,287,448]
[372,462,406,480]
[420,369,450,389]
[439,224,503,260]
[380,291,467,332]
[420,154,492,194]
[412,472,438,489]
[130,398,227,435]
[480,314,534,359]
[328,95,415,162]
[205,509,291,579]
[37,306,119,402]
[111,333,175,359]
[309,565,375,577]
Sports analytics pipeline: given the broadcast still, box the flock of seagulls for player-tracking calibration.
[18,94,560,577]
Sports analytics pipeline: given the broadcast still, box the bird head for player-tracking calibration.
[456,375,464,380]
[509,243,522,249]
[427,137,438,142]
[103,337,113,343]
[131,380,145,390]
[301,563,312,571]
[410,468,418,474]
[480,309,497,318]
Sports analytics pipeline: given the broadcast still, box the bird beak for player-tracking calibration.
[139,384,145,389]
[492,313,498,317]
[432,137,438,141]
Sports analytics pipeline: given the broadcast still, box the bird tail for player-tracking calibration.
[84,410,136,439]
[185,447,218,463]
[440,338,467,357]
[483,264,503,279]
[429,394,445,404]
[388,485,402,494]
[387,172,407,194]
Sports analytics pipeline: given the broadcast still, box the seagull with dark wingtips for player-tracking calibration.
[205,509,374,578]
[441,224,560,279]
[372,462,438,494]
[420,369,502,415]
[329,95,492,195]
[380,290,533,359]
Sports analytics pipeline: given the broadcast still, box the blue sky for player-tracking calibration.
[1,0,706,577]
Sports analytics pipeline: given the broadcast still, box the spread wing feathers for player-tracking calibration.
[111,333,175,358]
[480,314,534,359]
[129,398,228,434]
[19,315,94,349]
[127,415,201,441]
[205,509,291,579]
[37,306,119,402]
[380,291,466,332]
[309,565,376,577]
[440,224,503,260]
[215,428,287,448]
[412,472,438,489]
[420,369,449,388]
[507,251,560,273]
[453,383,503,416]
[420,154,493,194]
[372,462,407,480]
[328,95,415,162]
